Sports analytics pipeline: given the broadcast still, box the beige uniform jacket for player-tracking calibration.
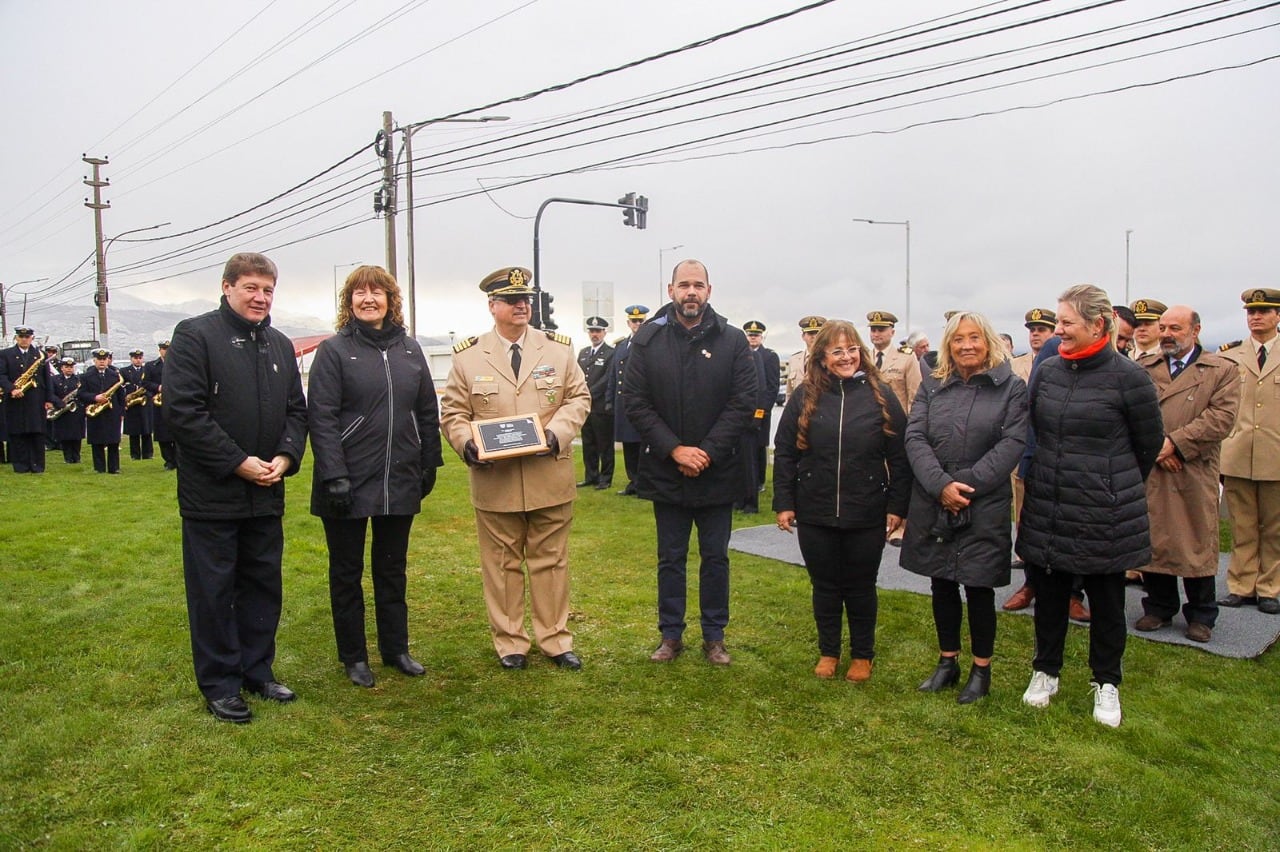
[441,329,591,512]
[1220,340,1280,480]
[876,346,923,411]
[785,350,806,399]
[1140,351,1241,577]
[1010,352,1034,385]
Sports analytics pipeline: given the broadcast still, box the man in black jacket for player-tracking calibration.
[165,252,308,724]
[577,316,615,489]
[624,259,757,666]
[0,326,50,473]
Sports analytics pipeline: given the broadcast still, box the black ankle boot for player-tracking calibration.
[957,663,991,704]
[917,655,961,692]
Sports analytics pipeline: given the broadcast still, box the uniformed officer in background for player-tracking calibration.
[1128,298,1168,359]
[440,267,592,670]
[78,348,125,474]
[785,315,825,400]
[577,315,616,490]
[738,320,780,512]
[866,311,922,413]
[146,341,177,469]
[121,348,155,460]
[607,304,649,495]
[1,326,51,473]
[50,357,85,464]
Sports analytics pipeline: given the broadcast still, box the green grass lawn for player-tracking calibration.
[2,453,1277,849]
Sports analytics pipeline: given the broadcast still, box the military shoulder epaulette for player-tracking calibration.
[1218,340,1243,352]
[545,330,573,346]
[898,345,913,354]
[452,336,479,353]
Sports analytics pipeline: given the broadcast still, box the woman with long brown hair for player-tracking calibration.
[773,319,911,682]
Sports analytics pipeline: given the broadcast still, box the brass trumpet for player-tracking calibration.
[86,377,125,418]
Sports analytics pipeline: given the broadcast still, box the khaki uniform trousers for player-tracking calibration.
[1223,476,1280,599]
[475,501,574,657]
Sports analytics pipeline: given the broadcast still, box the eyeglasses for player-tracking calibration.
[827,346,860,358]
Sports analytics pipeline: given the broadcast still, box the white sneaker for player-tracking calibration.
[1091,682,1122,727]
[1022,670,1059,708]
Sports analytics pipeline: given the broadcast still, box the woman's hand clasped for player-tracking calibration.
[939,481,975,512]
[776,511,796,533]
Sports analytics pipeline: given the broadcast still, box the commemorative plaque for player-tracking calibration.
[470,413,548,460]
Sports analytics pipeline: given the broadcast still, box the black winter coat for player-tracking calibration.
[0,344,49,433]
[165,298,308,520]
[50,372,85,442]
[307,321,443,518]
[1015,345,1162,574]
[607,336,642,443]
[900,360,1028,588]
[773,375,910,529]
[623,303,758,507]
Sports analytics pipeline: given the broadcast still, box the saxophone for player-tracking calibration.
[153,389,162,407]
[86,377,125,418]
[125,386,149,408]
[47,387,80,420]
[12,352,45,393]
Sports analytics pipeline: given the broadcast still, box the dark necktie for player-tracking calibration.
[876,350,884,369]
[510,343,521,378]
[1169,358,1184,379]
[1260,345,1268,370]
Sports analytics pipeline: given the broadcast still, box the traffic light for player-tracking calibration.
[539,290,557,330]
[635,195,648,230]
[619,192,636,227]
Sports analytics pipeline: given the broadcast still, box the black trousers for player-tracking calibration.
[128,433,154,459]
[797,524,884,659]
[580,411,614,484]
[930,578,996,658]
[734,429,759,512]
[91,442,120,473]
[182,516,284,701]
[1142,572,1218,627]
[60,440,81,463]
[1023,562,1086,599]
[755,443,768,491]
[158,441,178,468]
[323,514,415,664]
[620,442,640,487]
[1032,568,1127,686]
[8,433,45,473]
[654,501,732,642]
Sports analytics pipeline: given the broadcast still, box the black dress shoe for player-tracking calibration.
[957,663,991,705]
[594,482,611,490]
[550,651,582,670]
[245,680,297,703]
[207,695,252,723]
[576,480,596,488]
[499,653,527,669]
[1259,597,1280,614]
[345,661,375,688]
[384,653,426,677]
[1218,593,1257,607]
[917,655,961,692]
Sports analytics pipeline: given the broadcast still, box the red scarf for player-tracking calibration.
[1060,335,1110,361]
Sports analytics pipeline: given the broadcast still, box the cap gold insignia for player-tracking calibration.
[508,269,526,288]
[1030,309,1043,321]
[1252,289,1267,303]
[1134,300,1148,314]
[871,312,883,322]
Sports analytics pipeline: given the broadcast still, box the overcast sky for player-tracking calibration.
[2,0,1277,355]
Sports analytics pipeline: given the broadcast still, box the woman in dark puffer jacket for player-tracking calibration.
[902,311,1028,705]
[1016,284,1162,727]
[773,320,911,683]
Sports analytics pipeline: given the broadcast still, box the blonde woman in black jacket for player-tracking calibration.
[308,266,443,688]
[773,320,911,683]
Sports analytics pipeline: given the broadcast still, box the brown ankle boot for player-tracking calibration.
[846,658,873,682]
[814,656,839,679]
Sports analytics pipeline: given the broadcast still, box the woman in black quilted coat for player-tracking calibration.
[1016,284,1162,727]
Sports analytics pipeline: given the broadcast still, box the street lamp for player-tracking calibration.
[399,115,509,338]
[333,261,363,315]
[0,277,48,339]
[100,222,170,349]
[1124,229,1134,306]
[658,244,684,305]
[853,218,911,333]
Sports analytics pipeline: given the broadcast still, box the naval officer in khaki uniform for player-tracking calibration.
[1128,298,1168,360]
[1218,287,1280,614]
[866,311,922,412]
[440,267,592,668]
[785,315,825,400]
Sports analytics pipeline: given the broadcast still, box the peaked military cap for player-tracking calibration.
[91,348,111,358]
[14,326,34,335]
[866,311,898,328]
[1130,298,1168,321]
[60,356,76,366]
[585,316,609,330]
[624,304,650,320]
[1242,288,1280,309]
[798,315,826,333]
[44,344,59,352]
[1024,308,1056,329]
[743,320,767,334]
[157,340,170,349]
[129,349,144,357]
[479,266,535,297]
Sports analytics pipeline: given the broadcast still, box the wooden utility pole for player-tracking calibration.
[380,111,397,282]
[83,155,111,348]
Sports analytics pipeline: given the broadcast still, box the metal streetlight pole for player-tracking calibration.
[99,222,170,349]
[398,114,509,339]
[658,244,683,305]
[333,261,363,315]
[0,277,48,339]
[1124,229,1133,306]
[852,218,910,332]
